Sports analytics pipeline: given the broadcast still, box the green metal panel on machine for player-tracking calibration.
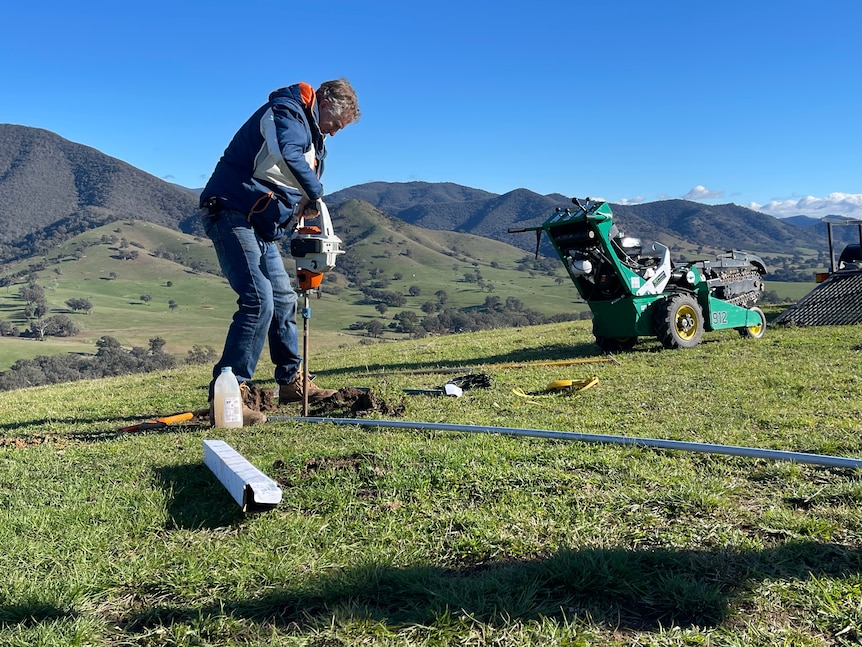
[512,198,768,350]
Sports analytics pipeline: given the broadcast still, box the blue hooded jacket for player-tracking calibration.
[200,83,327,241]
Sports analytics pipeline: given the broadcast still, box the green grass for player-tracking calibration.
[1,319,861,646]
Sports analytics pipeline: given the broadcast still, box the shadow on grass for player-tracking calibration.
[318,341,609,378]
[0,412,204,443]
[116,540,860,634]
[154,463,243,530]
[0,423,197,451]
[0,602,77,629]
[0,415,120,435]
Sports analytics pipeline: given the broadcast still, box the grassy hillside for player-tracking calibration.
[330,199,587,314]
[0,210,815,374]
[0,220,235,368]
[0,213,588,372]
[1,319,861,645]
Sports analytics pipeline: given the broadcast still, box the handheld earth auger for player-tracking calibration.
[510,198,768,351]
[290,200,343,414]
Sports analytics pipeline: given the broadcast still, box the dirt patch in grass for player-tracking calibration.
[242,382,277,412]
[307,386,405,418]
[299,452,381,475]
[0,435,65,449]
[272,451,388,503]
[241,384,405,418]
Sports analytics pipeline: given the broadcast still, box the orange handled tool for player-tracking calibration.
[119,411,194,432]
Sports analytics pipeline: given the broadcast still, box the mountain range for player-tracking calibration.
[0,123,851,265]
[325,184,831,258]
[0,124,201,260]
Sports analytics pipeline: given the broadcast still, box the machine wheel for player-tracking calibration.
[738,306,766,339]
[654,293,704,349]
[595,336,638,352]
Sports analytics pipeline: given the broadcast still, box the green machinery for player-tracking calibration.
[511,198,768,351]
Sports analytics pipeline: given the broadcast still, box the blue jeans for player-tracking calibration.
[202,209,301,396]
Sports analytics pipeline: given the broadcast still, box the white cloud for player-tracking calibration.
[616,196,645,205]
[749,193,862,219]
[683,185,724,201]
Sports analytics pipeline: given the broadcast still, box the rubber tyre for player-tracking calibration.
[738,306,766,339]
[653,293,704,349]
[595,336,638,352]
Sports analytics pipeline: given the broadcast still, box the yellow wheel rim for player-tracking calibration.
[675,305,699,341]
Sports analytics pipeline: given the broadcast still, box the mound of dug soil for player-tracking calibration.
[241,382,278,412]
[197,383,405,423]
[308,387,405,417]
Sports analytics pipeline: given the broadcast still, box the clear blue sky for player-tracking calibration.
[3,0,860,219]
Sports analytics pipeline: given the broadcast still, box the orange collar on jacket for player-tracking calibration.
[298,82,316,112]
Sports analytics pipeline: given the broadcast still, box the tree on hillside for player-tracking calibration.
[505,296,525,311]
[0,332,185,391]
[30,319,50,340]
[18,283,44,304]
[43,314,79,337]
[484,295,502,311]
[361,288,407,308]
[95,336,140,376]
[364,320,385,338]
[94,335,175,376]
[24,300,49,320]
[0,359,47,389]
[186,345,218,365]
[66,297,93,313]
[392,310,420,334]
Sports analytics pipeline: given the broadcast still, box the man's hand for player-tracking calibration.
[298,197,321,219]
[304,200,321,217]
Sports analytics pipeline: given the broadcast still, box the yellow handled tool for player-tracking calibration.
[545,377,600,393]
[512,376,599,399]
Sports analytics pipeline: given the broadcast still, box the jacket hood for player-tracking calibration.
[269,83,316,113]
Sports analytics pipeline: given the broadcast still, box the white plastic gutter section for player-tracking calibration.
[280,417,862,470]
[203,439,283,511]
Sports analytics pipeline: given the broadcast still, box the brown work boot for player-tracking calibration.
[279,372,337,405]
[239,382,267,424]
[208,383,267,426]
[208,401,267,426]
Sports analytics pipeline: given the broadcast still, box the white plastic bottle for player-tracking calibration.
[213,366,243,429]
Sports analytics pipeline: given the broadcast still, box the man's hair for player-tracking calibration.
[318,78,361,122]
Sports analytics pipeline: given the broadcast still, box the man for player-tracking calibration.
[200,79,360,421]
